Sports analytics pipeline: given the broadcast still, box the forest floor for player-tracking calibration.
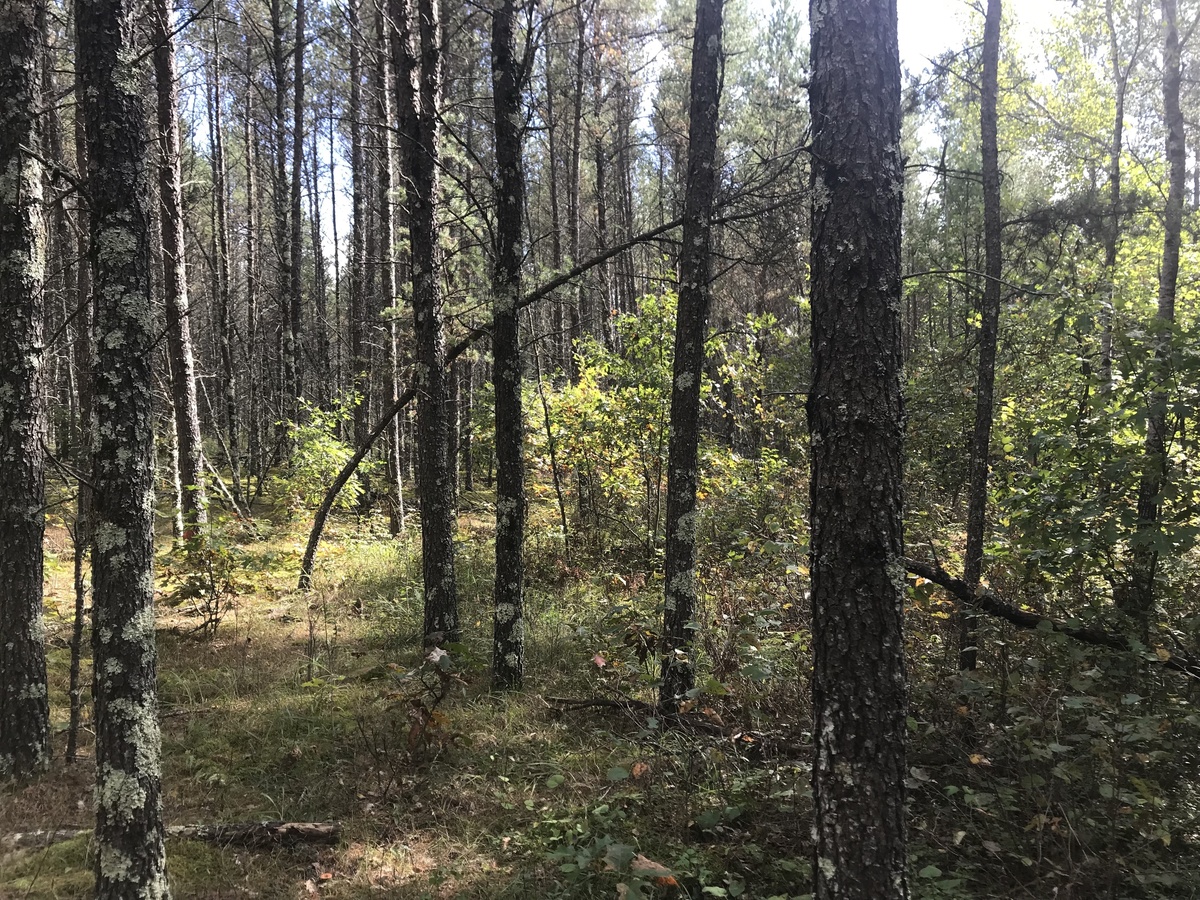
[2,491,1199,898]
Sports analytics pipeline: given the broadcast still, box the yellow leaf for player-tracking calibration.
[970,753,991,766]
[1156,647,1172,661]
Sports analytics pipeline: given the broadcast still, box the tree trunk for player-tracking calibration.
[153,0,209,538]
[391,0,459,643]
[1125,0,1184,625]
[349,0,369,449]
[808,0,908,896]
[77,0,170,893]
[207,5,243,506]
[659,0,724,710]
[491,0,529,691]
[0,0,51,780]
[960,0,1002,672]
[271,0,293,442]
[289,0,306,413]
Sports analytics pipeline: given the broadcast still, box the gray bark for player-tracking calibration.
[77,0,170,893]
[491,0,529,691]
[808,0,908,896]
[659,0,724,710]
[391,0,459,642]
[153,0,209,537]
[0,0,51,780]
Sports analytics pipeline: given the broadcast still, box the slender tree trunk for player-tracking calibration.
[77,0,170,892]
[375,8,404,520]
[1126,0,1184,625]
[491,0,529,690]
[659,0,724,710]
[959,0,1002,672]
[391,0,459,642]
[289,0,306,412]
[808,0,908,896]
[566,2,586,379]
[67,46,94,764]
[305,126,331,408]
[153,0,209,537]
[271,0,293,440]
[349,0,368,448]
[0,0,51,780]
[207,5,243,505]
[244,45,263,501]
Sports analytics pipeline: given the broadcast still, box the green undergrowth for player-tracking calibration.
[4,493,1200,899]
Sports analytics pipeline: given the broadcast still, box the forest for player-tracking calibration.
[1,0,1199,896]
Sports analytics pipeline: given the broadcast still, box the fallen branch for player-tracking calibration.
[296,217,685,590]
[3,821,341,854]
[905,557,1200,680]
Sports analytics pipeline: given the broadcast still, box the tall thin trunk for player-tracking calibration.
[0,0,51,780]
[392,0,459,643]
[491,0,528,690]
[659,0,724,709]
[305,126,331,407]
[243,40,262,499]
[208,6,244,504]
[153,0,209,537]
[808,0,908,895]
[566,2,586,378]
[77,0,170,892]
[271,0,293,438]
[543,32,566,371]
[67,38,93,764]
[289,0,306,412]
[349,0,368,447]
[960,0,1002,672]
[1126,0,1184,625]
[375,6,404,520]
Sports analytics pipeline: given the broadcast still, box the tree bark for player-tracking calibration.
[1125,0,1183,625]
[289,0,306,413]
[206,4,243,506]
[959,0,1002,672]
[391,0,459,643]
[659,0,724,710]
[0,0,51,780]
[490,0,529,691]
[349,0,368,449]
[153,0,209,538]
[808,0,908,896]
[77,0,170,894]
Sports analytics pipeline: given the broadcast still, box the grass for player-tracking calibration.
[5,488,1200,899]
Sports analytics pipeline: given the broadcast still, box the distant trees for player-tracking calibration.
[0,0,51,781]
[77,0,170,893]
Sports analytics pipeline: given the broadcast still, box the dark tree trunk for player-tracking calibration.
[271,0,293,441]
[807,0,908,896]
[392,0,459,643]
[153,0,209,537]
[77,0,170,894]
[461,353,474,492]
[1126,0,1184,625]
[0,0,51,780]
[491,0,529,691]
[960,0,1002,672]
[243,35,262,499]
[289,0,306,412]
[659,0,724,710]
[349,0,369,448]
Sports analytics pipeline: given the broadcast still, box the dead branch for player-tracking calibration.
[905,557,1200,680]
[2,820,341,854]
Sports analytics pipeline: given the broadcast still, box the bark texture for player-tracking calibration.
[491,0,529,690]
[0,0,51,780]
[391,0,459,642]
[960,0,1001,671]
[659,0,725,709]
[1126,0,1184,623]
[153,0,209,536]
[77,0,170,894]
[807,0,908,896]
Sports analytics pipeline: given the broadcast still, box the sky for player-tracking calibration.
[897,0,1057,70]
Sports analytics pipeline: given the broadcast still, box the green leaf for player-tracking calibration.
[544,774,565,789]
[918,865,943,879]
[607,766,630,782]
